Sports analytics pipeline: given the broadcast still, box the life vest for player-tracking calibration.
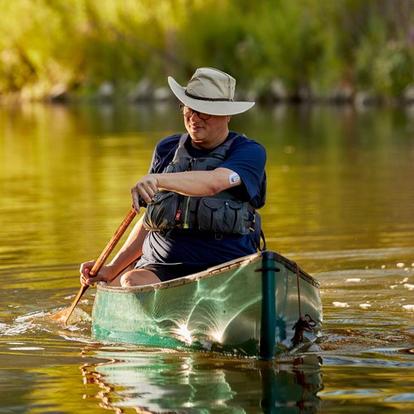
[143,134,256,236]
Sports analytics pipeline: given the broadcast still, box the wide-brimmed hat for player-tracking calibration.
[168,67,255,116]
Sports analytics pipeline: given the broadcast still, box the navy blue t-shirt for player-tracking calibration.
[139,131,266,268]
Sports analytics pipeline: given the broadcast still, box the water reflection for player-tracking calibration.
[1,102,414,413]
[81,348,323,413]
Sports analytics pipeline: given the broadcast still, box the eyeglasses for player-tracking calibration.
[180,105,212,121]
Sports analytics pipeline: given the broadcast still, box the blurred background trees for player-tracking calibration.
[0,0,413,102]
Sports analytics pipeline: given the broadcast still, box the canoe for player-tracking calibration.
[91,251,322,359]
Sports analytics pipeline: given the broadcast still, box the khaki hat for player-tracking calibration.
[168,67,255,116]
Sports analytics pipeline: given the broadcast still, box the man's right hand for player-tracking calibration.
[79,261,117,286]
[131,174,159,211]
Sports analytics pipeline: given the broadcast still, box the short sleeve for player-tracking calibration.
[219,135,266,208]
[148,134,181,174]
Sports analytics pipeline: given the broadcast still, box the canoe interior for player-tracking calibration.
[92,251,322,357]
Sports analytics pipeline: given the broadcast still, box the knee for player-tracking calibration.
[119,269,160,287]
[120,272,135,287]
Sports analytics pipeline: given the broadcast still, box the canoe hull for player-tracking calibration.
[92,251,322,358]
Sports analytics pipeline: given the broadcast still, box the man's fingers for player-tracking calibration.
[87,275,99,285]
[146,179,158,196]
[80,272,91,283]
[131,175,159,207]
[132,184,152,204]
[81,267,90,277]
[80,261,95,276]
[141,186,154,202]
[131,188,142,212]
[80,274,100,286]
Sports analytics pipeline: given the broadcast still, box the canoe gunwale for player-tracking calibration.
[96,250,319,294]
[272,252,320,288]
[97,253,260,294]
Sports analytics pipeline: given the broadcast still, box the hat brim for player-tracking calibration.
[168,76,255,116]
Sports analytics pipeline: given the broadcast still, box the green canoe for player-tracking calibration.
[92,251,322,359]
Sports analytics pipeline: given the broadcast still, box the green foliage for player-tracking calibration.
[0,0,413,99]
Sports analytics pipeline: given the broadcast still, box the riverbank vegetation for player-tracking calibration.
[1,0,414,104]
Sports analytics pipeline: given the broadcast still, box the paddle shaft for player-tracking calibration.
[63,208,137,324]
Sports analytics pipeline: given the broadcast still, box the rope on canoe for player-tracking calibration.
[291,262,317,347]
[296,262,302,318]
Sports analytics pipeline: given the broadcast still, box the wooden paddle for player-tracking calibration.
[56,208,137,325]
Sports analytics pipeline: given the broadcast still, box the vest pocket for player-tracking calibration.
[143,191,180,231]
[197,198,249,235]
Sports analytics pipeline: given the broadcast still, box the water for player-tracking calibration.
[1,102,413,413]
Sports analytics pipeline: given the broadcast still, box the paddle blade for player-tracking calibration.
[61,284,89,325]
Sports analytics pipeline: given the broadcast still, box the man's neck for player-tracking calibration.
[191,130,229,150]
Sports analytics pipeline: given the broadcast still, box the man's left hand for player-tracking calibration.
[131,174,159,210]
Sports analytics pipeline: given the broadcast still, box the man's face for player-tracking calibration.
[182,106,230,149]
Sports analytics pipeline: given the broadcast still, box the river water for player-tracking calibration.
[0,103,413,413]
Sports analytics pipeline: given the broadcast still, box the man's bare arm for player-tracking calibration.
[107,215,148,273]
[131,167,241,207]
[80,216,149,285]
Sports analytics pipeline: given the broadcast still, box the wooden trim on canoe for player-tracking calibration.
[96,250,319,294]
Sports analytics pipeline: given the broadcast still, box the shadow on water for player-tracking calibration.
[80,348,323,413]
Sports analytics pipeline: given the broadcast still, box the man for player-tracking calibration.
[80,67,266,287]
